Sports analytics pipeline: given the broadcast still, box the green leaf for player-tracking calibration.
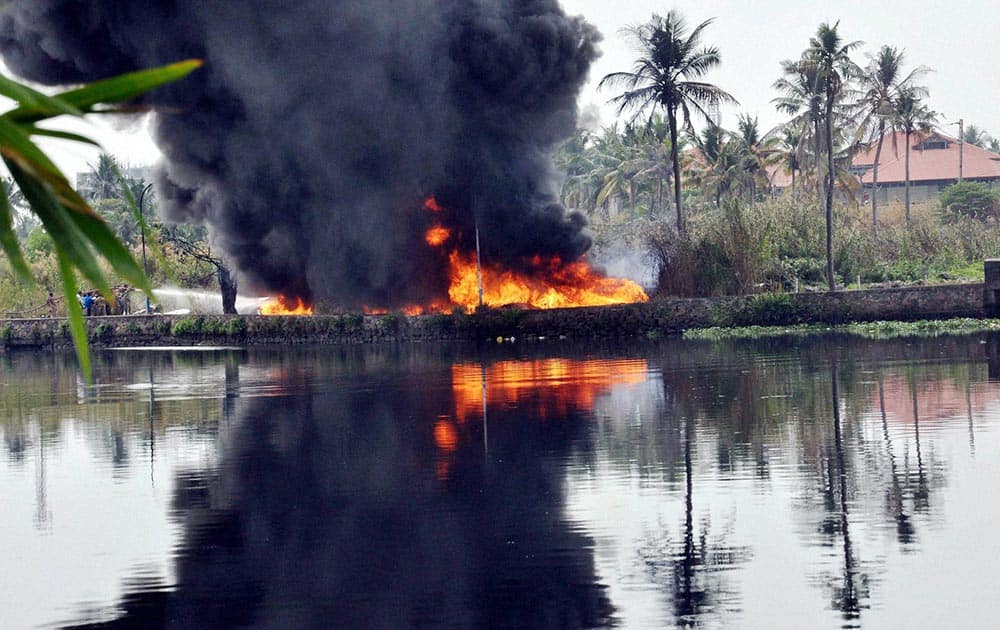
[71,210,151,293]
[24,125,102,147]
[6,59,204,124]
[0,74,83,118]
[0,115,64,179]
[0,191,32,282]
[6,158,111,296]
[56,248,92,383]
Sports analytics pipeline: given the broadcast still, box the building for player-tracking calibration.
[854,130,1000,205]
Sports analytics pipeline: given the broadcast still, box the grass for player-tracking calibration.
[684,317,1000,341]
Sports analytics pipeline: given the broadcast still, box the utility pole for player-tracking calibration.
[138,183,153,313]
[475,223,484,309]
[958,118,964,182]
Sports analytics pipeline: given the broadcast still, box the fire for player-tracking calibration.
[259,294,314,315]
[445,250,647,312]
[416,196,648,313]
[425,225,451,247]
[451,358,648,423]
[424,196,443,212]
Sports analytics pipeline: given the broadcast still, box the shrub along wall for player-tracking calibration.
[0,282,988,350]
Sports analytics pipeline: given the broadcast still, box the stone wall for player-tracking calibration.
[0,283,988,350]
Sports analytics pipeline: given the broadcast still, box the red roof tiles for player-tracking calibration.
[856,130,1000,185]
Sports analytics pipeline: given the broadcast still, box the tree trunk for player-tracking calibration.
[791,167,796,196]
[218,263,238,314]
[668,109,684,235]
[814,119,823,212]
[904,130,912,223]
[871,121,885,234]
[654,177,662,217]
[825,104,836,292]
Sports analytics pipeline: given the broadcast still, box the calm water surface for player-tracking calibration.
[3,335,1000,628]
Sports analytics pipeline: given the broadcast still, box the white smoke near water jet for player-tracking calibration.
[0,1,602,310]
[152,286,267,315]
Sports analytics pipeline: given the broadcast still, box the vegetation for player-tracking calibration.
[557,10,998,306]
[685,317,1000,341]
[853,46,929,231]
[599,11,736,234]
[0,61,201,379]
[939,181,1000,222]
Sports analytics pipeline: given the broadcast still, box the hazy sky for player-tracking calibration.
[33,0,1000,176]
[563,0,1000,137]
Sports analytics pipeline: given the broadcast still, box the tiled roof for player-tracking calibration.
[855,130,1000,184]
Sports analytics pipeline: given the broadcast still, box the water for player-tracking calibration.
[2,335,1000,628]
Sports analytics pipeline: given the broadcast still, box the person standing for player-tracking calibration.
[46,292,57,317]
[82,291,94,317]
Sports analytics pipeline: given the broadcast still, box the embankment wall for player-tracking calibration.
[0,283,987,350]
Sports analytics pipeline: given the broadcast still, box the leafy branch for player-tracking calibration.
[0,60,203,380]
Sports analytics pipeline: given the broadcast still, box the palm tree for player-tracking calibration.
[630,116,675,216]
[688,122,735,206]
[771,126,802,196]
[732,114,777,201]
[84,153,124,201]
[807,22,861,291]
[1,176,36,240]
[854,46,929,232]
[599,10,736,235]
[962,124,991,148]
[773,59,825,209]
[892,88,939,222]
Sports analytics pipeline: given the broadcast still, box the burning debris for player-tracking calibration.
[0,1,645,313]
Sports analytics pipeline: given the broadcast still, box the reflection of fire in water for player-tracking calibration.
[452,358,649,423]
[260,294,314,315]
[434,358,648,479]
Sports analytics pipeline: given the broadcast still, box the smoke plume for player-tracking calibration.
[0,1,600,308]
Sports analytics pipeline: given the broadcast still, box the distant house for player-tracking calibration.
[854,130,1000,205]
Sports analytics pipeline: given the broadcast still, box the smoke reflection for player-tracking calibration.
[65,354,616,628]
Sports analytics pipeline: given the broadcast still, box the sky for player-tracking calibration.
[564,0,1000,137]
[21,0,1000,177]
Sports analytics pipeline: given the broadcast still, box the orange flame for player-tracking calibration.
[431,358,648,479]
[451,358,649,423]
[260,294,314,315]
[425,225,451,247]
[424,196,443,212]
[445,251,647,312]
[416,196,647,312]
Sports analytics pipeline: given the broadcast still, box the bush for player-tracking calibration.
[172,316,204,336]
[712,293,809,327]
[650,200,782,297]
[201,318,225,335]
[939,182,1000,222]
[224,317,248,336]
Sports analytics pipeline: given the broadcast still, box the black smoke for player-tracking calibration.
[0,1,599,308]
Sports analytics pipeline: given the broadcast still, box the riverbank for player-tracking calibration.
[0,282,989,350]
